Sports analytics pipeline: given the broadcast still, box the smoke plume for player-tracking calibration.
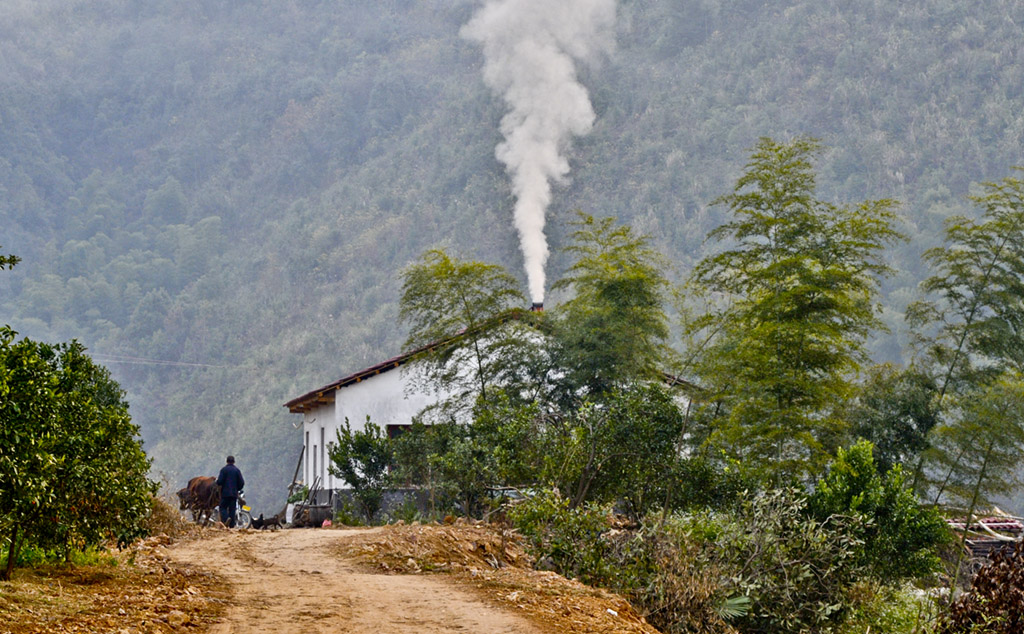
[462,0,616,303]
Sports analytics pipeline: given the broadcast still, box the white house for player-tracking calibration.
[283,307,697,498]
[284,349,450,494]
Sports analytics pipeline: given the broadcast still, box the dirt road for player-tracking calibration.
[166,528,544,634]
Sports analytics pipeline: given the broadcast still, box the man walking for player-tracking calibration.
[217,455,245,528]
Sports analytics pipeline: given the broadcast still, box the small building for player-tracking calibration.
[283,306,698,504]
[283,349,451,497]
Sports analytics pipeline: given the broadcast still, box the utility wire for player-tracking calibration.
[90,352,231,369]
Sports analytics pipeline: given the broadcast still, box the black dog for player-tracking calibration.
[251,513,282,530]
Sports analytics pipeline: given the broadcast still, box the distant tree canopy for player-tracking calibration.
[3,0,1024,512]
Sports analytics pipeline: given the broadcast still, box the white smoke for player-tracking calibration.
[462,0,616,304]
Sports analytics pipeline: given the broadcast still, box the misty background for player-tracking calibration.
[1,0,1022,511]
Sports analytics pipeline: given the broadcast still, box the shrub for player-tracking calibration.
[605,519,741,634]
[144,494,195,539]
[810,440,950,581]
[838,582,940,634]
[1,333,156,579]
[663,455,758,512]
[327,418,392,523]
[700,489,865,634]
[513,487,868,634]
[937,540,1024,633]
[507,488,613,584]
[287,485,309,504]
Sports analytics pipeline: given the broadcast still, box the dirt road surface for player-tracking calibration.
[166,528,545,634]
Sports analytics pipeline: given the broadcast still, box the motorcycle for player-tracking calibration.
[235,491,253,529]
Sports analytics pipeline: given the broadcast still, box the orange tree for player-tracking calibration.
[0,329,155,579]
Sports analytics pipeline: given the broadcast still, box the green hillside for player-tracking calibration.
[2,0,1022,509]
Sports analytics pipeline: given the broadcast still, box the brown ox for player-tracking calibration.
[177,476,220,526]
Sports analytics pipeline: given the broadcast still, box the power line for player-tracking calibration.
[90,353,231,369]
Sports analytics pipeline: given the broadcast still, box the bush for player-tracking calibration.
[332,499,364,527]
[144,494,195,539]
[838,582,939,634]
[1,333,156,579]
[512,487,870,634]
[605,519,741,634]
[810,440,950,581]
[663,455,758,512]
[507,488,613,584]
[937,540,1024,633]
[327,418,392,523]
[607,490,862,634]
[691,489,864,634]
[287,485,309,504]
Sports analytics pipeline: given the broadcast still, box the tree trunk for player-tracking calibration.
[949,440,995,604]
[2,524,20,581]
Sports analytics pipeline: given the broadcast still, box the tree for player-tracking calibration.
[40,342,155,557]
[0,247,19,270]
[907,169,1024,399]
[0,330,155,579]
[390,418,498,519]
[924,375,1024,569]
[809,440,948,582]
[548,212,671,399]
[328,418,393,523]
[907,170,1024,500]
[688,137,903,482]
[0,329,59,580]
[399,249,536,418]
[536,384,685,514]
[846,363,940,475]
[916,373,1024,599]
[142,176,189,224]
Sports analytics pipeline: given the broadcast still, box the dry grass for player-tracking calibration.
[145,494,202,540]
[0,497,223,634]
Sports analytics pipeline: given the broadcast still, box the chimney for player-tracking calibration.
[530,302,544,312]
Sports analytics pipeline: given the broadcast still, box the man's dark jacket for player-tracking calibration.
[217,463,244,499]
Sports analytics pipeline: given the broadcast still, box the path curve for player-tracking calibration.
[166,528,544,634]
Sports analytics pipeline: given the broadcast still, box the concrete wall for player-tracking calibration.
[300,367,446,491]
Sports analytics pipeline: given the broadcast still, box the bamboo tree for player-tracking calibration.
[908,170,1024,397]
[399,249,533,417]
[549,211,672,399]
[907,170,1024,496]
[0,247,19,270]
[688,137,903,482]
[924,375,1024,598]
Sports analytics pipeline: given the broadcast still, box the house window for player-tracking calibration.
[304,431,309,484]
[320,427,326,486]
[387,424,411,440]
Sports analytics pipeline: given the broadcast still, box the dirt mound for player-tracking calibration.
[338,521,662,634]
[338,518,529,573]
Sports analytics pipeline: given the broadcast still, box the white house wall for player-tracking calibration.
[301,367,447,491]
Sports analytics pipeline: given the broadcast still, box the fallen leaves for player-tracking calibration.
[0,534,226,634]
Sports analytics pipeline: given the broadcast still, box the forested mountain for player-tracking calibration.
[2,0,1022,509]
